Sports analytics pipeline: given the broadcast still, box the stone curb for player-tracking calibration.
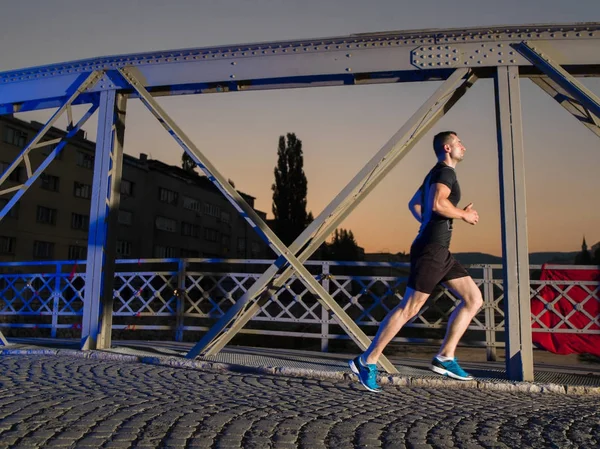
[2,348,599,396]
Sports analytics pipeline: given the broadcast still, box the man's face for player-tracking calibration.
[446,134,466,162]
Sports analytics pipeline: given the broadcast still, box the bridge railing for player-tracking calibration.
[0,258,598,359]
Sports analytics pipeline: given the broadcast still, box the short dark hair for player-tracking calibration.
[433,131,457,157]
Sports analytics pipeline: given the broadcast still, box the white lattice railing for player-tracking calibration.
[0,259,598,359]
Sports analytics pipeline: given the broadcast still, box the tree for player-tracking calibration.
[322,228,364,261]
[272,133,309,245]
[181,152,197,174]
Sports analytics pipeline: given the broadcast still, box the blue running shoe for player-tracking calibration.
[430,356,474,381]
[349,356,382,392]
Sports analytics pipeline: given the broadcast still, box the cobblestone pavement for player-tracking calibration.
[0,355,598,448]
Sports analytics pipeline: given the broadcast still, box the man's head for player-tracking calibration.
[433,131,465,163]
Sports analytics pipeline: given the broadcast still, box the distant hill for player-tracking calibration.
[453,252,502,265]
[528,252,579,265]
[453,251,579,265]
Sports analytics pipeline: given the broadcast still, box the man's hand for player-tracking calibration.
[462,202,479,225]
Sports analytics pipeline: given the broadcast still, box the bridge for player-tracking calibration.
[1,23,599,382]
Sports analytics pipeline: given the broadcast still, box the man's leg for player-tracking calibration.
[349,287,430,391]
[363,287,431,364]
[429,275,483,380]
[437,275,483,358]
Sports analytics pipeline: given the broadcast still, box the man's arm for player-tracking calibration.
[430,183,479,225]
[408,189,422,223]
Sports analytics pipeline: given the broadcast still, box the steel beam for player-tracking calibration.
[528,75,600,138]
[516,42,600,119]
[118,66,399,374]
[80,90,127,350]
[0,71,103,221]
[1,24,599,113]
[188,68,478,362]
[494,66,534,381]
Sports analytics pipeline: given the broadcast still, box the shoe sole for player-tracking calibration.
[348,359,382,393]
[430,364,474,381]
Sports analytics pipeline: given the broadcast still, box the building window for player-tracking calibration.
[204,228,218,242]
[0,236,16,254]
[237,238,246,252]
[40,173,60,192]
[120,179,134,197]
[180,248,200,258]
[159,187,179,205]
[33,241,54,259]
[220,211,231,224]
[183,196,201,212]
[68,245,87,260]
[181,222,200,237]
[3,127,27,147]
[251,242,261,256]
[116,240,132,257]
[204,203,220,217]
[76,151,94,169]
[118,210,133,226]
[0,161,24,182]
[74,182,92,199]
[155,216,177,233]
[41,141,62,160]
[154,245,176,258]
[71,213,90,230]
[0,199,19,219]
[36,206,57,225]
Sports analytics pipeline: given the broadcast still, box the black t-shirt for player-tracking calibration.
[414,162,461,248]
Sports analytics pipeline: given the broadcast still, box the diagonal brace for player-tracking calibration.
[515,42,600,119]
[527,75,600,138]
[189,69,478,364]
[0,71,103,221]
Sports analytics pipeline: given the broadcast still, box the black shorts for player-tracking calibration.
[407,242,469,294]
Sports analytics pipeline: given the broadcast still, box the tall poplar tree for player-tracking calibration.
[272,133,309,246]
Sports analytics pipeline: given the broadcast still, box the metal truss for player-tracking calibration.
[115,66,477,373]
[515,42,600,118]
[81,90,127,350]
[516,41,600,137]
[185,68,478,372]
[1,23,599,379]
[0,71,103,346]
[494,64,534,381]
[0,71,103,218]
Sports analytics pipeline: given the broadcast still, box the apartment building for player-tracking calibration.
[0,115,272,262]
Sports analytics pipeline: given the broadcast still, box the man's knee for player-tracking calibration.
[398,290,430,318]
[463,288,483,311]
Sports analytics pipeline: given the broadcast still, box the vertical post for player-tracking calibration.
[483,265,497,362]
[494,66,534,381]
[176,259,187,342]
[51,263,61,338]
[81,90,127,350]
[320,262,330,352]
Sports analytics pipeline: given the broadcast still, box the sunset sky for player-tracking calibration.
[1,0,599,255]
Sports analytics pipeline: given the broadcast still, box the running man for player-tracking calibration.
[349,131,483,392]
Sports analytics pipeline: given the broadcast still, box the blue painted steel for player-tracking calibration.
[0,23,598,114]
[80,90,121,350]
[0,102,98,221]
